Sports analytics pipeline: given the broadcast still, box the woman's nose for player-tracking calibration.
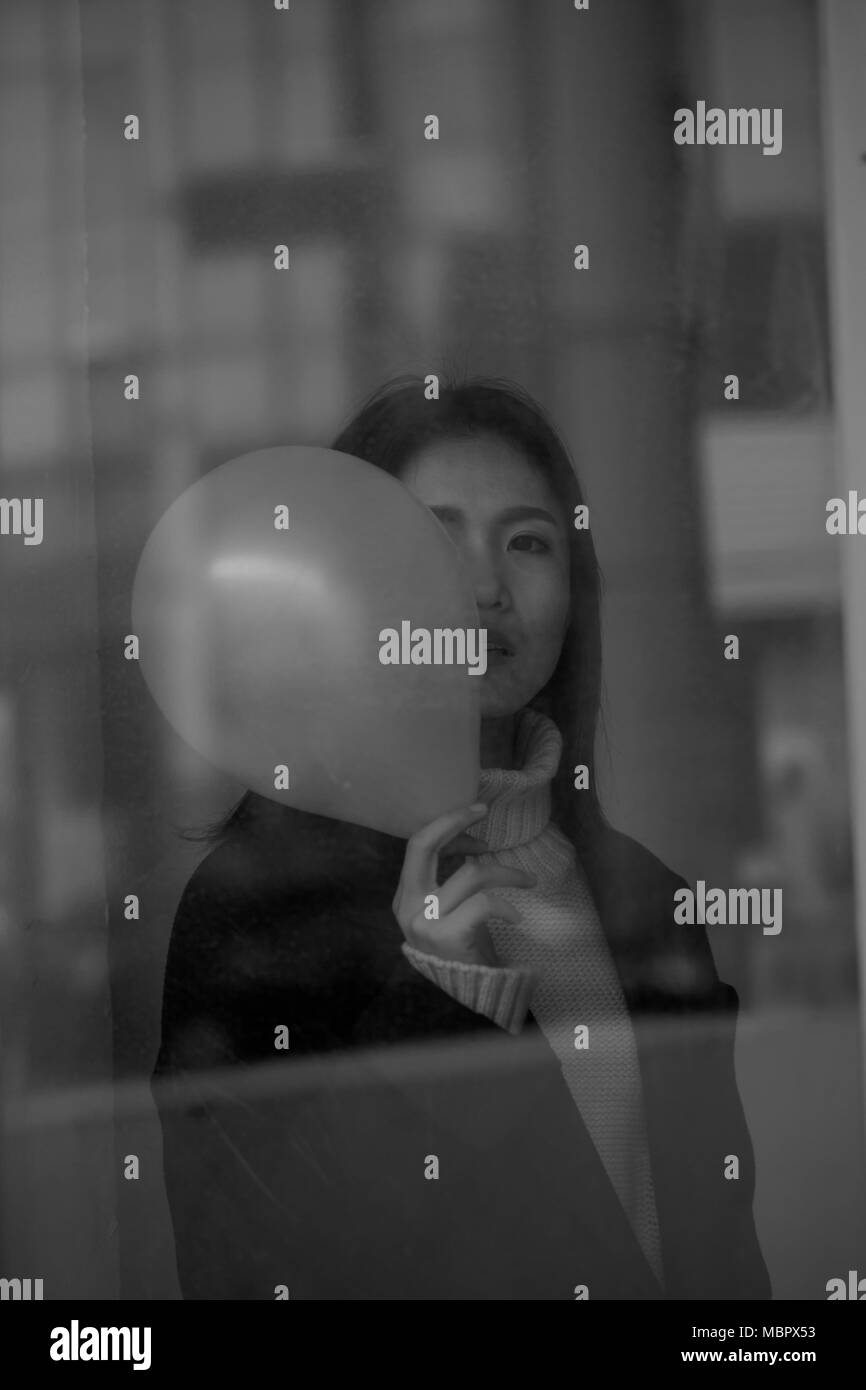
[464,548,508,609]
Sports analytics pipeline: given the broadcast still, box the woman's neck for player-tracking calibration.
[480,714,517,771]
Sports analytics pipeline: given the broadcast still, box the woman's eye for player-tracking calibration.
[509,533,550,553]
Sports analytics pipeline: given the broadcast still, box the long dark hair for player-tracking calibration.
[182,373,611,852]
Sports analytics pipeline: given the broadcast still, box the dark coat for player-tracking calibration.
[151,806,772,1301]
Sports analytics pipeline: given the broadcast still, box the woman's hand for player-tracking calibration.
[392,803,537,966]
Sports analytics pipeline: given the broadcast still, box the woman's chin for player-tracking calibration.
[479,678,525,721]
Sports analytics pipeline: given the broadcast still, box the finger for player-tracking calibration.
[441,832,490,856]
[401,803,488,895]
[415,917,499,968]
[413,896,521,961]
[443,892,523,936]
[436,863,537,917]
[472,919,497,967]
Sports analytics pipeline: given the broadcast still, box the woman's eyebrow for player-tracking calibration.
[428,504,559,526]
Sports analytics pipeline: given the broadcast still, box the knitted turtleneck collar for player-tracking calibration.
[472,705,561,849]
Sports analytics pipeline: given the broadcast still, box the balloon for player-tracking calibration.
[131,446,481,838]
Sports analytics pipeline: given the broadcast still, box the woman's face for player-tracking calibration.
[399,433,571,718]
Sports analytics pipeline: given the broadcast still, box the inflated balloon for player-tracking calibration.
[131,446,481,838]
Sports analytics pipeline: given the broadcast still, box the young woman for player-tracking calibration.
[152,375,771,1301]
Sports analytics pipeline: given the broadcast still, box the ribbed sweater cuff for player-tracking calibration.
[401,943,536,1036]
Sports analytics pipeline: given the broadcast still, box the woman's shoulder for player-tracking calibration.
[584,820,729,1009]
[582,818,689,911]
[176,806,399,916]
[158,813,398,1068]
[166,808,405,993]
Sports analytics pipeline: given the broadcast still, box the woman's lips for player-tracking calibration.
[485,630,515,656]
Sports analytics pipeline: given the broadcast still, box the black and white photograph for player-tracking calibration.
[1,0,866,1352]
